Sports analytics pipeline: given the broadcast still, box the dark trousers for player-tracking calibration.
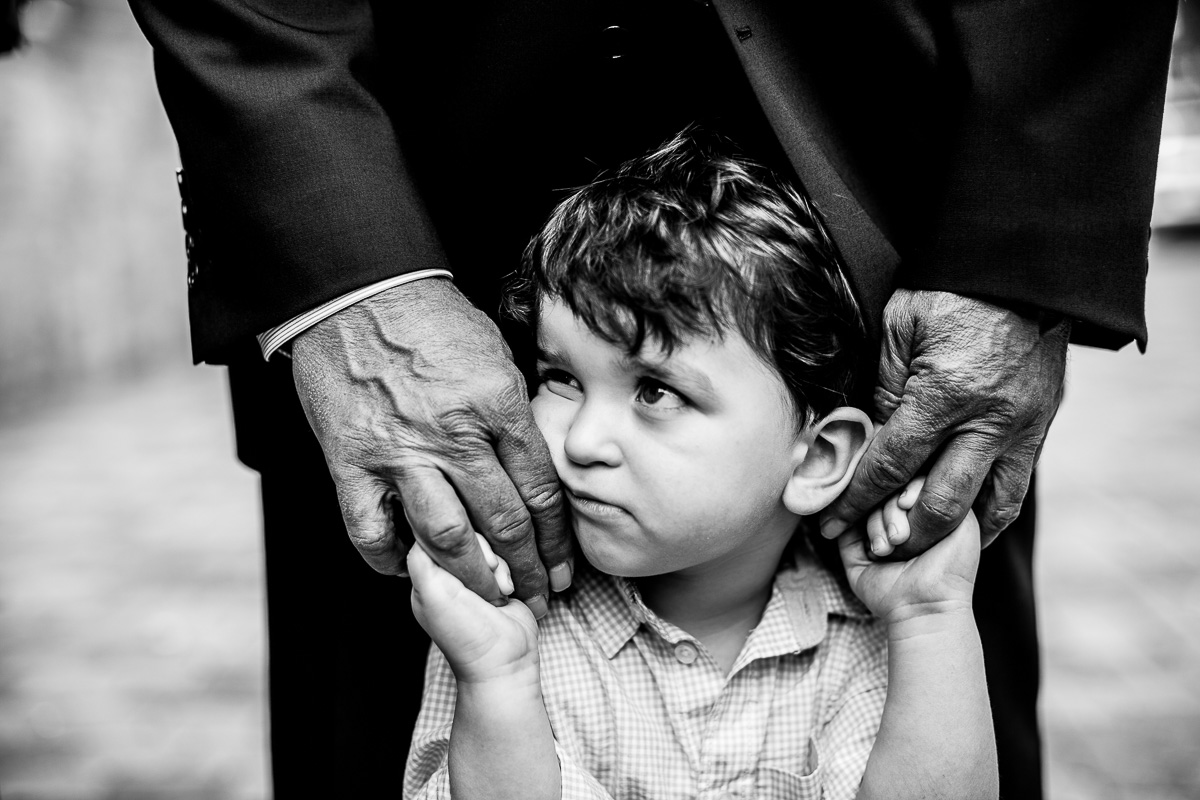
[233,357,1043,799]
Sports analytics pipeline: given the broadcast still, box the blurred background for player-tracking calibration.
[0,1,1198,798]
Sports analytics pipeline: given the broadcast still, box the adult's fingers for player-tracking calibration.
[396,464,501,603]
[890,432,997,558]
[973,453,1034,548]
[333,469,408,575]
[495,411,571,582]
[820,402,942,540]
[872,296,917,424]
[451,444,548,603]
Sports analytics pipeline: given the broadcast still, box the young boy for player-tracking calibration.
[403,130,996,800]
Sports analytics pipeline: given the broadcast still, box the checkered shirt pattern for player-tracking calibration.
[405,543,888,800]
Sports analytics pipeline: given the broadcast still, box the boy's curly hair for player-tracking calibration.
[504,126,864,426]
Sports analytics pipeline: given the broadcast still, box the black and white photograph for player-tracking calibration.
[1,1,1198,798]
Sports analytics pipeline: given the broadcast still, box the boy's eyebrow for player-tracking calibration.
[623,352,715,396]
[535,343,566,364]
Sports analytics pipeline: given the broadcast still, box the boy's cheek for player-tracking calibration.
[530,393,551,434]
[530,394,564,450]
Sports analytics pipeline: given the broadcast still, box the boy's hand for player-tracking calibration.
[839,480,981,623]
[864,475,925,558]
[409,535,541,683]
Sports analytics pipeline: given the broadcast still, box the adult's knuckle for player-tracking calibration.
[480,507,533,546]
[872,384,903,420]
[988,500,1023,530]
[350,529,395,560]
[430,405,488,452]
[419,516,475,557]
[478,374,532,422]
[920,488,969,528]
[522,479,564,517]
[861,449,912,494]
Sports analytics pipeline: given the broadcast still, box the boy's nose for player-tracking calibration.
[563,401,622,467]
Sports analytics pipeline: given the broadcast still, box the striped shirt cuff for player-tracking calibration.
[255,269,454,360]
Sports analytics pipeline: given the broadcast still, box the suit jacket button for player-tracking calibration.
[600,25,630,60]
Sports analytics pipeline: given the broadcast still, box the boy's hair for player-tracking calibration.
[504,127,864,425]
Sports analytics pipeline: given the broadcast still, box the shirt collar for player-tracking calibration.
[766,542,874,656]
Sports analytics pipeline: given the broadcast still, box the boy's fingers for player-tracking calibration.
[883,495,910,546]
[406,540,435,584]
[865,509,892,558]
[475,532,515,595]
[495,558,515,597]
[897,475,926,511]
[836,526,871,572]
[474,533,500,570]
[407,540,473,596]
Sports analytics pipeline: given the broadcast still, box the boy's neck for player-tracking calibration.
[636,534,792,675]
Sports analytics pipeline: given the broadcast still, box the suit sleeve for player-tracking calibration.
[129,0,450,363]
[906,1,1178,350]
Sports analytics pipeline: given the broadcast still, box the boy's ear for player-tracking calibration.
[782,407,873,517]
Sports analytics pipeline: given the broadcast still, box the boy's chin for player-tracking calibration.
[576,536,674,580]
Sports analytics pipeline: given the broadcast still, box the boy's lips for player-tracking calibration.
[564,486,630,519]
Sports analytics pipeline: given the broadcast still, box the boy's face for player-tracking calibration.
[532,298,804,579]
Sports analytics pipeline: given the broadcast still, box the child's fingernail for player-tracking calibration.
[887,523,901,543]
[820,517,847,540]
[526,594,549,620]
[550,562,573,592]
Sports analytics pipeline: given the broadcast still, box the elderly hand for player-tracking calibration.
[291,278,572,613]
[821,289,1069,555]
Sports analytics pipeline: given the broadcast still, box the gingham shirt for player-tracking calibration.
[405,545,888,800]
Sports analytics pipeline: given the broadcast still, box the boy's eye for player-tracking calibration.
[635,379,686,411]
[538,367,582,398]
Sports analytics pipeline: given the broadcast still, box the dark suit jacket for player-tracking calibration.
[130,0,1175,364]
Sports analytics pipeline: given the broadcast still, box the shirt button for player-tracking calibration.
[673,641,698,665]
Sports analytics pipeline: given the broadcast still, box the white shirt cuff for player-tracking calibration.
[255,269,454,360]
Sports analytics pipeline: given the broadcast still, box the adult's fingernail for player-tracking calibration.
[820,517,847,540]
[550,562,573,592]
[526,594,549,620]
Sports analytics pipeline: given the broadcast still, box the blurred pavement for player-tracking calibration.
[0,366,266,799]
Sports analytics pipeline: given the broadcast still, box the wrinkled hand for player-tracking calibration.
[291,278,572,610]
[821,289,1069,555]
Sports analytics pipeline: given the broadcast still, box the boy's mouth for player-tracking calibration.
[564,486,629,519]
